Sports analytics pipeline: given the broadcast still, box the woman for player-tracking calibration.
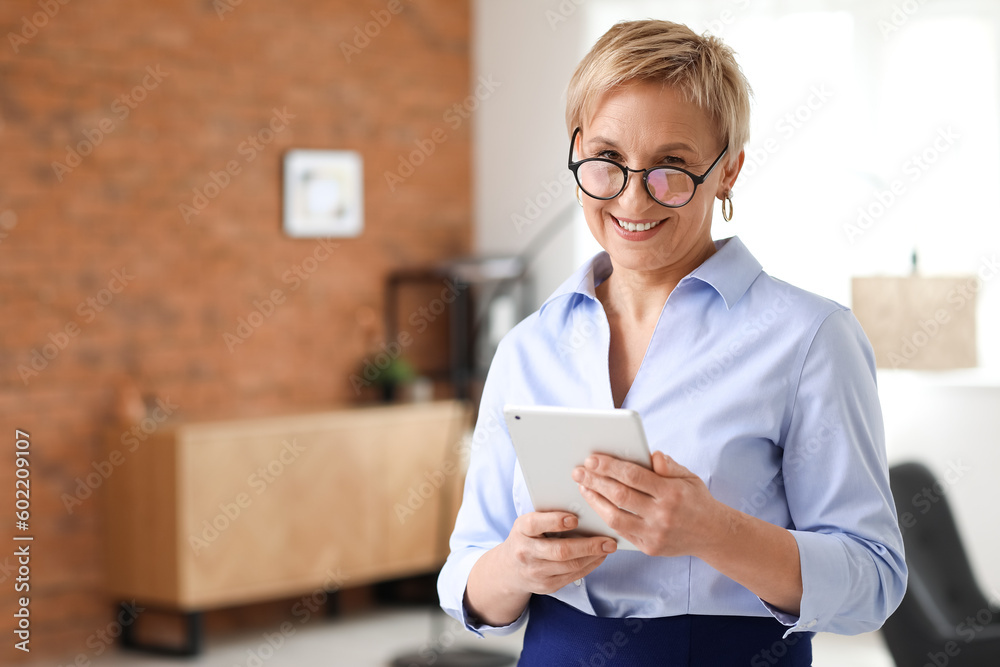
[438,19,906,666]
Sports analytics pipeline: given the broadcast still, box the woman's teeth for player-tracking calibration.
[616,217,661,232]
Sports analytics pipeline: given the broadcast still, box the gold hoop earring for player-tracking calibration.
[721,191,734,222]
[575,186,584,207]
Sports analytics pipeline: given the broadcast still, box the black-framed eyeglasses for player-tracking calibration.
[567,127,728,208]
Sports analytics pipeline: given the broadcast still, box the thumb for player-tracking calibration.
[652,451,693,478]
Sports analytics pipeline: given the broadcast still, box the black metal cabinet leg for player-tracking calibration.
[119,601,204,656]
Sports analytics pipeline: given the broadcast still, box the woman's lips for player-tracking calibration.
[611,214,665,239]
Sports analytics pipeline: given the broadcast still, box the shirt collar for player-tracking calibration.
[539,249,612,314]
[539,236,763,314]
[685,236,763,309]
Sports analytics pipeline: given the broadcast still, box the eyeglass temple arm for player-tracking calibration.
[568,127,581,167]
[693,146,729,185]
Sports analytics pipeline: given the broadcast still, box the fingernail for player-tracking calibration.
[585,456,597,469]
[602,541,616,553]
[572,468,583,482]
[563,516,574,528]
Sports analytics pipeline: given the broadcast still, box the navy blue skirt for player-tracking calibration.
[518,595,813,666]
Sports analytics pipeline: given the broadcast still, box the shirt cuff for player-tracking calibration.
[463,595,529,637]
[758,530,851,638]
[439,549,529,637]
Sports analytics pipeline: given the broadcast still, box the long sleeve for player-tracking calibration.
[437,338,528,636]
[772,307,908,635]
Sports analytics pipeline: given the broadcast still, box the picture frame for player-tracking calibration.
[282,149,364,238]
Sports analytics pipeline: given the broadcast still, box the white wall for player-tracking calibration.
[472,0,587,308]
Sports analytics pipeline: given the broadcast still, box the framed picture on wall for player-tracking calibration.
[283,149,364,238]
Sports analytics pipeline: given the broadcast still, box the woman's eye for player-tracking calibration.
[592,151,686,166]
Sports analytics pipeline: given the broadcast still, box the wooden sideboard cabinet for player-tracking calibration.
[101,400,470,653]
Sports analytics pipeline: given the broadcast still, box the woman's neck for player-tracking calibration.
[597,240,717,323]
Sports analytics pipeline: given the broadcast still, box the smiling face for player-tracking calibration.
[575,80,742,277]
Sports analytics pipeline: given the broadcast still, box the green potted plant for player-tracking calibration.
[370,355,417,402]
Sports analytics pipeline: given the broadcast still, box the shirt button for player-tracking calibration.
[574,579,582,586]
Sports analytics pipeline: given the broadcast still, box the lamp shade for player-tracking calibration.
[851,276,977,370]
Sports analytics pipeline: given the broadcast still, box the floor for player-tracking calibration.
[52,606,896,667]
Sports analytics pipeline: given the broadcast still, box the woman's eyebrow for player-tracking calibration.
[652,142,696,153]
[586,135,696,154]
[586,135,619,148]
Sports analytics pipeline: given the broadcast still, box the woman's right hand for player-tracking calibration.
[501,511,618,593]
[464,511,617,627]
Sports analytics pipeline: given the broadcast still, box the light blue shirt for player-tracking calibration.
[438,236,907,638]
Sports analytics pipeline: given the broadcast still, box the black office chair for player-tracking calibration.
[881,462,1000,666]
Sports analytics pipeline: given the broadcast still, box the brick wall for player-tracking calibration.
[0,0,471,662]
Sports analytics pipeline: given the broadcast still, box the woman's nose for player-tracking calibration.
[618,171,656,212]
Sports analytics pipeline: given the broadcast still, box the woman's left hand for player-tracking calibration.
[573,450,731,558]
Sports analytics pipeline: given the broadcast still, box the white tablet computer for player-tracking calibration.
[502,404,652,550]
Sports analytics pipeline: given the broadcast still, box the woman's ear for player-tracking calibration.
[717,149,745,199]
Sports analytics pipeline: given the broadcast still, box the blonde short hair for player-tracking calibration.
[566,20,752,159]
